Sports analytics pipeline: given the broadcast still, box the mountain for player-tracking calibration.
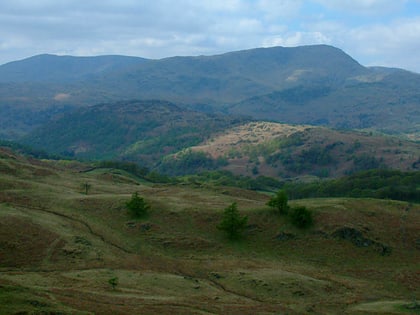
[89,44,367,104]
[0,54,147,83]
[0,44,419,139]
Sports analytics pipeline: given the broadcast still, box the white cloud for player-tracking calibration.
[262,31,331,47]
[345,18,420,70]
[256,0,302,19]
[313,0,407,15]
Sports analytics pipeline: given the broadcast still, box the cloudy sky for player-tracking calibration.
[1,0,420,72]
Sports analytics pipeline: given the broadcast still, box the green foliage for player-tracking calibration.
[108,277,118,290]
[281,145,336,173]
[350,154,384,173]
[22,100,248,164]
[96,160,176,184]
[282,169,420,203]
[126,192,150,218]
[0,140,62,160]
[181,170,282,192]
[289,206,313,229]
[267,190,289,214]
[97,160,149,178]
[218,202,248,240]
[145,171,175,184]
[157,149,228,176]
[242,133,304,163]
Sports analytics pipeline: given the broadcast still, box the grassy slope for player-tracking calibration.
[0,147,419,314]
[21,100,247,164]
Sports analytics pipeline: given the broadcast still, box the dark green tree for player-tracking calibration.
[218,202,248,240]
[108,277,118,290]
[81,182,91,195]
[126,192,150,218]
[267,190,289,214]
[290,206,313,228]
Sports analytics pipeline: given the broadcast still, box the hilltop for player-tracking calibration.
[0,147,419,314]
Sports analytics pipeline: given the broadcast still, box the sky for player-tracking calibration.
[1,0,420,72]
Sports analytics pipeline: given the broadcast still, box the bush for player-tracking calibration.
[126,192,150,218]
[108,277,118,290]
[290,206,313,228]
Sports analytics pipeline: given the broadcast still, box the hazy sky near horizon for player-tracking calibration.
[1,0,420,72]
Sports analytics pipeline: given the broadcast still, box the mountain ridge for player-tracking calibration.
[0,44,419,140]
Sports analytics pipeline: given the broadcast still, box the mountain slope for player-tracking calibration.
[0,44,419,139]
[229,68,420,136]
[21,99,247,164]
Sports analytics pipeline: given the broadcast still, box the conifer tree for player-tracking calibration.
[126,192,150,218]
[218,202,248,240]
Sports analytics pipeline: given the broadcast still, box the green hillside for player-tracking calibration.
[0,147,419,314]
[157,121,420,178]
[21,100,247,165]
[22,106,420,180]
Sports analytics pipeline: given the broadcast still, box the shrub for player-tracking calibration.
[108,277,118,290]
[290,206,313,228]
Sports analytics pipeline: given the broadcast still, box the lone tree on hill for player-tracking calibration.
[267,190,289,214]
[81,182,91,195]
[126,192,150,218]
[218,202,248,240]
[108,277,118,290]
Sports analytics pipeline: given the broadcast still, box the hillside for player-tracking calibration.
[0,147,419,314]
[152,121,420,178]
[229,68,420,136]
[21,99,247,164]
[21,102,420,179]
[0,44,419,139]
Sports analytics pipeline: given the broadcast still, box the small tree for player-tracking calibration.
[126,192,150,218]
[81,182,91,195]
[290,206,313,228]
[218,202,248,240]
[267,190,289,214]
[108,277,118,290]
